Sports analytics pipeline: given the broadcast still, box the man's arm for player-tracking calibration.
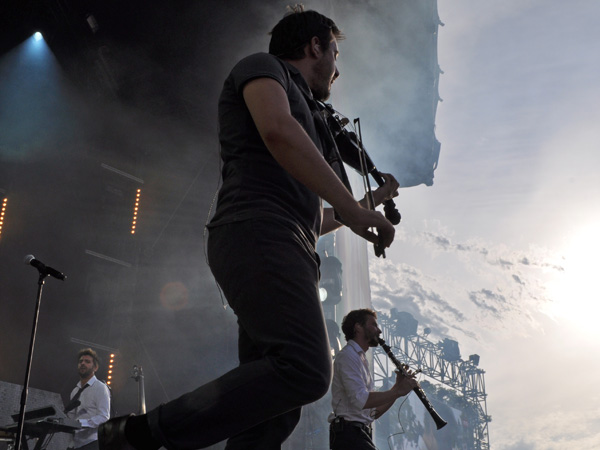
[243,77,395,248]
[371,399,396,420]
[363,370,417,412]
[78,383,110,429]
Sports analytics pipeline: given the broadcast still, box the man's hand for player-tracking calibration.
[338,203,396,250]
[359,172,399,209]
[374,172,400,203]
[353,173,399,252]
[391,368,419,398]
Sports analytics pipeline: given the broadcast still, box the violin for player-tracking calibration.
[320,103,401,226]
[320,102,401,257]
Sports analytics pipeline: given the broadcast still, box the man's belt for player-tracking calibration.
[330,416,372,433]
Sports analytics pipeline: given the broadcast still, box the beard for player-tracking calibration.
[312,82,331,102]
[366,330,380,347]
[79,367,94,379]
[311,58,334,101]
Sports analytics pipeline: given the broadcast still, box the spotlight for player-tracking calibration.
[319,255,342,306]
[469,354,480,366]
[441,338,461,362]
[33,32,43,41]
[390,309,418,337]
[319,287,328,302]
[423,327,431,337]
[86,14,100,33]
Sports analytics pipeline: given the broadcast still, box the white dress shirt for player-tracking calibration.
[329,339,376,424]
[67,375,111,448]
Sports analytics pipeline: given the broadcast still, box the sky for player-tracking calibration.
[351,0,600,448]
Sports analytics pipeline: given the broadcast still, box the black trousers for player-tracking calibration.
[330,420,376,450]
[147,219,332,449]
[67,441,99,450]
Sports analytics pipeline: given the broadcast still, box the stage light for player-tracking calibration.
[33,32,43,41]
[131,189,141,234]
[423,327,432,337]
[0,198,7,239]
[86,14,99,33]
[390,309,418,337]
[319,255,343,306]
[441,338,461,362]
[469,354,480,366]
[107,353,116,385]
[319,287,328,302]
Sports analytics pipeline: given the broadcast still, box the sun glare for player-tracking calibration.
[546,222,600,335]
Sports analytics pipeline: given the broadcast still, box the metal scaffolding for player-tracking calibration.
[373,314,491,449]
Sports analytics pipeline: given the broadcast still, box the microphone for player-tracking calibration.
[24,255,66,280]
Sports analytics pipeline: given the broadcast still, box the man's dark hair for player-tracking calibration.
[78,348,100,368]
[269,4,344,60]
[341,309,377,342]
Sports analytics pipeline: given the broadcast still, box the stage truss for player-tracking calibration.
[373,314,491,450]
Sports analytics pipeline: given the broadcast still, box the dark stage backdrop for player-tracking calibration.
[0,1,441,448]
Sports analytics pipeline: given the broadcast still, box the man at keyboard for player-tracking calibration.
[65,348,110,450]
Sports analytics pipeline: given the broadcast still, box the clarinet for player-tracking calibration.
[378,338,447,430]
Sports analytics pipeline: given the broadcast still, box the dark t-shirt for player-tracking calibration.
[208,52,325,247]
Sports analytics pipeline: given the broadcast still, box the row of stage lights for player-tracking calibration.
[131,188,141,235]
[0,190,141,240]
[107,353,115,386]
[0,198,6,240]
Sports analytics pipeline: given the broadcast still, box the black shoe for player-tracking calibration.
[99,414,136,450]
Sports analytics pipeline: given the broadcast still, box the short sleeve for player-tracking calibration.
[229,52,290,96]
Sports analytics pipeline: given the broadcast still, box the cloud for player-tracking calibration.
[468,289,505,317]
[370,259,473,340]
[370,222,565,346]
[494,405,600,450]
[499,439,536,450]
[512,274,524,285]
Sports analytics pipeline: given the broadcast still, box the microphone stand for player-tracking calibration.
[14,271,49,450]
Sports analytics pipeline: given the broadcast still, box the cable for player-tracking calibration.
[202,136,228,310]
[381,343,425,450]
[134,325,171,403]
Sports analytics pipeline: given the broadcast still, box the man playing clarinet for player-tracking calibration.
[329,309,418,450]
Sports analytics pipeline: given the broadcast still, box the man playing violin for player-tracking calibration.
[99,5,399,450]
